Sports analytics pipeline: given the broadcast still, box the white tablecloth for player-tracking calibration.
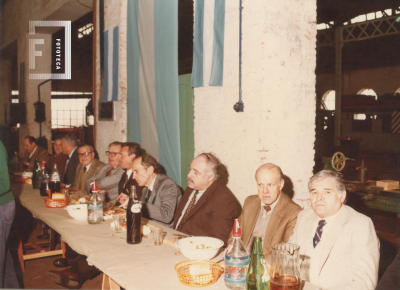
[12,184,321,290]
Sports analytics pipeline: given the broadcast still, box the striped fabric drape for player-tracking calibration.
[191,0,226,87]
[103,26,119,102]
[127,0,181,186]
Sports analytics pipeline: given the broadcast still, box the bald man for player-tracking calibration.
[238,163,302,263]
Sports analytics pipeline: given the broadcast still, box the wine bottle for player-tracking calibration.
[32,156,40,189]
[127,185,141,244]
[39,161,50,197]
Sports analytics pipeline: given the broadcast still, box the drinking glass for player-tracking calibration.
[113,216,121,232]
[153,227,163,245]
[270,243,301,290]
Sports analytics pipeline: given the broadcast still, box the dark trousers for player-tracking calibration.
[64,243,99,282]
[0,200,19,288]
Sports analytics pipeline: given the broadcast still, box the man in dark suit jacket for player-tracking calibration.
[116,142,143,204]
[61,133,79,186]
[173,153,237,246]
[20,136,49,171]
[239,163,302,263]
[131,153,181,227]
[72,144,104,193]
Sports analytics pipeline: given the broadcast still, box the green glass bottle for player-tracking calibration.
[32,156,40,189]
[246,237,270,290]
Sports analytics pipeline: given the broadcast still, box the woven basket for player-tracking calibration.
[174,260,224,287]
[44,197,69,208]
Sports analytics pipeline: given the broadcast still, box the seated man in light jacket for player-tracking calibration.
[85,141,124,202]
[289,170,379,290]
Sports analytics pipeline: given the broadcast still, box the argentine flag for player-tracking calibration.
[127,0,181,186]
[191,0,226,87]
[103,26,119,102]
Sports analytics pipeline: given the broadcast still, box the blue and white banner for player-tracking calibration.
[127,0,181,186]
[191,0,225,87]
[103,26,119,102]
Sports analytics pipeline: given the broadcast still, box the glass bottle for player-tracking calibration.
[224,219,250,289]
[32,156,40,189]
[50,164,61,194]
[39,161,50,197]
[246,237,270,290]
[127,185,141,244]
[88,181,103,224]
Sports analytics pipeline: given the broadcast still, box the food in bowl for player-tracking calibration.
[65,204,88,220]
[175,236,224,260]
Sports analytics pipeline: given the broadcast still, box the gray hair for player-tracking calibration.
[108,141,122,149]
[255,163,283,185]
[197,152,221,180]
[62,133,78,146]
[308,170,346,197]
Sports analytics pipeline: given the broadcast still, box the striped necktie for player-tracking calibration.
[176,191,199,231]
[313,220,327,248]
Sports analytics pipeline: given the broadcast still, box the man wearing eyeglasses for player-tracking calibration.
[85,141,124,202]
[71,144,104,193]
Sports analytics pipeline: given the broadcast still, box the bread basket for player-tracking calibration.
[174,260,224,287]
[44,197,69,208]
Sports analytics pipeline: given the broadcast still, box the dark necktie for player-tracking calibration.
[313,220,327,248]
[105,167,114,176]
[263,205,271,212]
[146,189,152,203]
[176,191,199,231]
[83,166,87,173]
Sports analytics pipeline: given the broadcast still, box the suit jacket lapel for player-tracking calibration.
[180,180,218,223]
[148,175,160,204]
[174,188,191,226]
[242,198,260,246]
[319,206,347,273]
[300,213,318,258]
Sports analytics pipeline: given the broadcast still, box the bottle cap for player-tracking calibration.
[232,219,241,238]
[40,161,46,168]
[91,181,99,192]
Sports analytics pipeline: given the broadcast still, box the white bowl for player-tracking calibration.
[175,236,224,260]
[65,204,88,220]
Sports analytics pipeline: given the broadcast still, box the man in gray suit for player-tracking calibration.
[131,153,181,227]
[85,142,124,202]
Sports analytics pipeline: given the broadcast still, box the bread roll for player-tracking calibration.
[52,193,65,200]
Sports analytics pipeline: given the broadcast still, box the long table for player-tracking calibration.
[12,184,321,290]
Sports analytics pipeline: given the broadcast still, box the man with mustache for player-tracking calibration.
[173,153,237,246]
[289,170,379,290]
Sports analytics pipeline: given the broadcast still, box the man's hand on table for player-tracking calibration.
[97,189,108,194]
[116,193,129,209]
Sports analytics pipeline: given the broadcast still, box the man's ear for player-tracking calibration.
[130,154,136,161]
[148,166,154,175]
[279,179,285,191]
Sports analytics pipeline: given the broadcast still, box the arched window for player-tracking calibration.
[355,88,377,120]
[322,90,335,110]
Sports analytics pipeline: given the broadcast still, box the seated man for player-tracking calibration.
[49,142,142,289]
[61,133,79,186]
[173,153,237,246]
[84,142,124,202]
[239,163,302,263]
[131,153,181,227]
[20,136,49,171]
[289,170,379,290]
[48,137,67,176]
[71,144,104,193]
